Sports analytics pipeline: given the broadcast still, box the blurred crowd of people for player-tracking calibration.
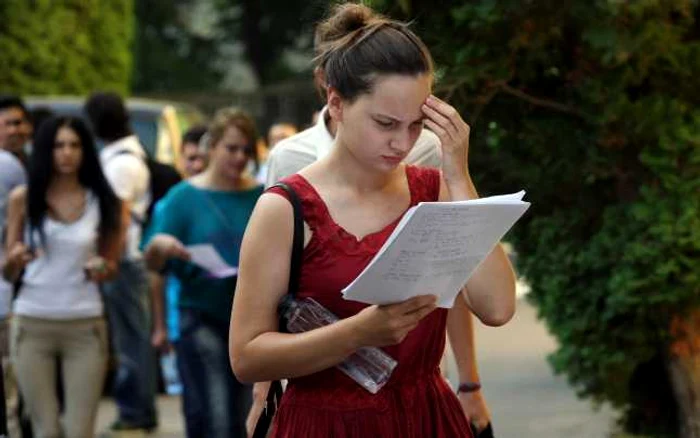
[0,93,299,437]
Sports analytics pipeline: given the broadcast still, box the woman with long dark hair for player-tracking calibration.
[2,116,127,438]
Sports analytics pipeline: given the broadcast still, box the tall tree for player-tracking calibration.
[132,0,327,93]
[229,0,327,84]
[131,0,223,93]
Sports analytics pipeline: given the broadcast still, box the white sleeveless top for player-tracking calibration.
[14,191,103,319]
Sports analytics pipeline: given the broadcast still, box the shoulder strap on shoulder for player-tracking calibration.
[270,182,303,298]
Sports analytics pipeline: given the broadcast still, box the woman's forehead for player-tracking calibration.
[57,126,78,138]
[362,74,431,119]
[221,125,248,143]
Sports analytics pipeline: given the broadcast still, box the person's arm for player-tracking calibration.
[447,297,491,432]
[423,94,516,327]
[86,201,129,282]
[414,121,493,429]
[246,381,271,437]
[2,186,34,282]
[149,272,169,350]
[229,193,438,383]
[141,192,188,348]
[144,234,190,272]
[142,190,191,273]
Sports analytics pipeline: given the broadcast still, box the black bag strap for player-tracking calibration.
[252,181,303,438]
[275,182,303,299]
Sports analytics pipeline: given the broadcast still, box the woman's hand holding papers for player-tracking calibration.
[351,295,438,347]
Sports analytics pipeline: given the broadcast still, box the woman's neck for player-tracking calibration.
[325,110,338,137]
[325,138,398,193]
[49,173,82,193]
[200,167,251,192]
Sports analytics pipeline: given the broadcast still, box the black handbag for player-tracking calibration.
[252,182,304,438]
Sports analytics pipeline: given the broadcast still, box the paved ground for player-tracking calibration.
[470,299,617,438]
[96,299,617,437]
[96,396,183,438]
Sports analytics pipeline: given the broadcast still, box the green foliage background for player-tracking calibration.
[131,0,328,93]
[373,0,700,434]
[0,0,133,95]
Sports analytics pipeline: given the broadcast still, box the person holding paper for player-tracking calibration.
[143,107,264,438]
[229,4,517,438]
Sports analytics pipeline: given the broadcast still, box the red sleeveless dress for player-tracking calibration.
[267,165,472,438]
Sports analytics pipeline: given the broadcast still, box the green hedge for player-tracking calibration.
[373,0,700,434]
[0,0,133,95]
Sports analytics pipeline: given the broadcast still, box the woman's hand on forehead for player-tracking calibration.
[421,95,470,172]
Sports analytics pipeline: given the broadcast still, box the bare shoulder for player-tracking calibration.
[296,160,325,182]
[246,191,295,238]
[253,191,294,225]
[8,184,27,205]
[240,191,296,265]
[7,185,27,219]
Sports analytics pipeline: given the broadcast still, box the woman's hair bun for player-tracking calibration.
[315,3,379,48]
[312,2,433,102]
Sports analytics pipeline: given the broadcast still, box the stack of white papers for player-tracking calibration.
[341,191,530,308]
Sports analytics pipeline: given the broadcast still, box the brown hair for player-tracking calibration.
[314,3,434,102]
[207,107,259,170]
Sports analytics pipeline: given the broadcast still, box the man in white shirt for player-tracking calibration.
[85,92,158,433]
[265,105,493,434]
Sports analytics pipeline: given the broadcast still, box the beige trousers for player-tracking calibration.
[10,316,108,438]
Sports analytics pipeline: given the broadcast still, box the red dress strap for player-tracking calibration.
[265,174,329,230]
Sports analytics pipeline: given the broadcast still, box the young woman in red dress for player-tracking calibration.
[229,4,516,437]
